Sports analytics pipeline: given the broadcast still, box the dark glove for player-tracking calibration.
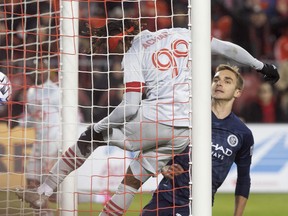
[77,126,104,156]
[257,63,280,84]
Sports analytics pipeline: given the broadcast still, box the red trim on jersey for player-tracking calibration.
[125,82,145,93]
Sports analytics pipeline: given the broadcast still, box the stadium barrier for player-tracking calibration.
[1,123,288,194]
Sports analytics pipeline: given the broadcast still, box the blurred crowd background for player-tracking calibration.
[0,0,287,123]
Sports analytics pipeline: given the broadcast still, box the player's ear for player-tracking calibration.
[234,88,242,98]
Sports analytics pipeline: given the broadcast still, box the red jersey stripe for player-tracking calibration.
[125,82,145,93]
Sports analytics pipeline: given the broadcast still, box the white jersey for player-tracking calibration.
[24,79,61,145]
[22,79,61,180]
[95,28,264,132]
[122,28,191,127]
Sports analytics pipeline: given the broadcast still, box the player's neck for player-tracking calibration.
[211,99,233,119]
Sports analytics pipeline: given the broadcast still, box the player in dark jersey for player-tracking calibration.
[141,64,254,216]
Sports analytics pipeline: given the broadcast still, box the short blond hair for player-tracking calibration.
[215,64,244,90]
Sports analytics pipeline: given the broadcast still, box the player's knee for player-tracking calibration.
[121,167,142,190]
[117,182,139,195]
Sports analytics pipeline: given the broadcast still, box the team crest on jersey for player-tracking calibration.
[227,134,238,147]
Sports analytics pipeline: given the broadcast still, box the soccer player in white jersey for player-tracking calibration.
[16,19,279,215]
[16,58,61,215]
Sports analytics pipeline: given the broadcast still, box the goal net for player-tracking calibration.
[0,0,198,215]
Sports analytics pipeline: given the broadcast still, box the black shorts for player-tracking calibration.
[141,193,189,216]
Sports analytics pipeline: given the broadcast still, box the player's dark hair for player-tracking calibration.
[85,19,140,53]
[216,64,244,90]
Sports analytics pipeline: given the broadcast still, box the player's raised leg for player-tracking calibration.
[16,126,105,208]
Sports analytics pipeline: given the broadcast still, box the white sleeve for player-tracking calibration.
[93,91,142,133]
[211,38,264,70]
[17,110,34,128]
[18,88,34,128]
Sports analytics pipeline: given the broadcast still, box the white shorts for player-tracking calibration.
[26,141,60,182]
[103,109,189,181]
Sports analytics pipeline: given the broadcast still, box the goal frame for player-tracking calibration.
[191,0,212,215]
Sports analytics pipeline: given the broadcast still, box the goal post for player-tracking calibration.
[60,0,79,215]
[191,0,212,215]
[0,0,212,215]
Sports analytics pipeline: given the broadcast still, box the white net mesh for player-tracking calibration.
[0,0,191,215]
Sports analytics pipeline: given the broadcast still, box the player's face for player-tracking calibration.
[211,69,241,101]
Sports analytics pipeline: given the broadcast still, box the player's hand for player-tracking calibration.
[257,63,280,84]
[77,125,103,156]
[77,126,93,156]
[161,164,184,180]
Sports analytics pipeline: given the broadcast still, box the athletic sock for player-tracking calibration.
[40,143,89,195]
[99,183,138,216]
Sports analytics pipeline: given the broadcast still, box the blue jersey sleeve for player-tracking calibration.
[235,131,254,198]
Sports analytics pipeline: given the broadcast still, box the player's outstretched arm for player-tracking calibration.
[94,91,141,133]
[234,195,247,216]
[211,38,280,84]
[211,38,263,70]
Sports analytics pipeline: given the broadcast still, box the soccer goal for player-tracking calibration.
[0,0,211,215]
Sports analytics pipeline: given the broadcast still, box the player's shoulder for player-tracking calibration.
[45,79,59,89]
[169,27,189,33]
[28,80,59,96]
[230,113,253,136]
[164,28,190,38]
[136,28,188,39]
[27,84,38,96]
